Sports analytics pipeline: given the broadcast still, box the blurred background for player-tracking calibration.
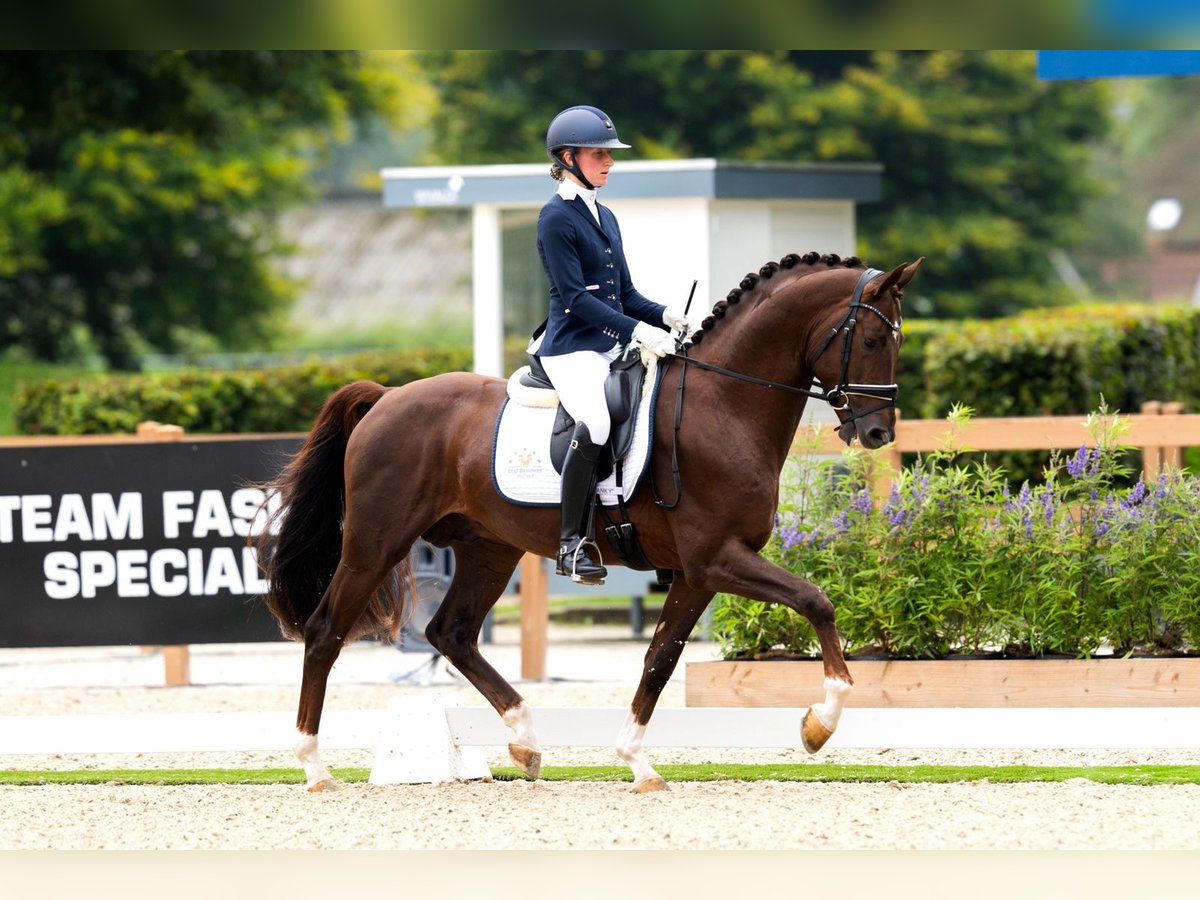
[3,49,1200,436]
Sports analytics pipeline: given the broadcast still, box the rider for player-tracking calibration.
[532,105,686,584]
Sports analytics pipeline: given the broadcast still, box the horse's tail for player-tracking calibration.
[258,380,408,642]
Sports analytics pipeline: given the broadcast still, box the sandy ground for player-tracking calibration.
[3,626,1200,850]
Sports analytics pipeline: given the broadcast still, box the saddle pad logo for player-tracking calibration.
[506,447,543,478]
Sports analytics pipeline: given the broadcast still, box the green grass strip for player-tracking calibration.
[0,768,370,786]
[488,763,1200,785]
[3,764,1200,786]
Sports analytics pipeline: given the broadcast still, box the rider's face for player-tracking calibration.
[566,147,613,188]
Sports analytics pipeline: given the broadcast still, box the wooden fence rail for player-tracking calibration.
[792,401,1200,499]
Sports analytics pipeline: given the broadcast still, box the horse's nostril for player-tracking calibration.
[866,427,892,447]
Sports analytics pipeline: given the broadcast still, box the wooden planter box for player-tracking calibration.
[685,658,1200,708]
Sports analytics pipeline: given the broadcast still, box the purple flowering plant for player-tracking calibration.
[713,404,1200,661]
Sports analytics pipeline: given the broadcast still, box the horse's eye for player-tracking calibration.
[863,338,879,350]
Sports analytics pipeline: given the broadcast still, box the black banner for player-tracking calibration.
[0,437,303,648]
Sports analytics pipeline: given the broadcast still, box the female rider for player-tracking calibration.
[532,105,686,584]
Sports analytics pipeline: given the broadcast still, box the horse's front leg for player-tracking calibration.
[688,539,853,755]
[618,578,713,793]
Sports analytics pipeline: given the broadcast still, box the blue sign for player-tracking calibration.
[1039,51,1200,80]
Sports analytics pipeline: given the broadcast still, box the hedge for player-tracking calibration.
[15,304,1200,436]
[907,303,1200,419]
[14,347,480,435]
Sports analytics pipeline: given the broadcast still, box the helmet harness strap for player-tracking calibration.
[556,147,595,191]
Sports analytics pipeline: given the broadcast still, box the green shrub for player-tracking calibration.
[712,406,1200,660]
[15,347,480,435]
[893,318,953,420]
[919,303,1200,419]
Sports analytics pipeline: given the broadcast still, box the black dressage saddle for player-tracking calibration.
[520,349,649,481]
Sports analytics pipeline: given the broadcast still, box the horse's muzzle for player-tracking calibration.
[837,418,892,449]
[860,424,893,450]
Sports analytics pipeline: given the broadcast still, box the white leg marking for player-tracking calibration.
[295,730,334,789]
[809,677,852,732]
[616,711,662,785]
[503,702,541,752]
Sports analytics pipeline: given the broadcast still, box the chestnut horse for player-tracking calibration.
[261,251,922,792]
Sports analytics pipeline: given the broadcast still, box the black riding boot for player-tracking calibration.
[557,422,607,585]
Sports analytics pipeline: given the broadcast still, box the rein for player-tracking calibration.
[650,267,901,509]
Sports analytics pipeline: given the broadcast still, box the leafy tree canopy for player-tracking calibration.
[0,51,411,368]
[417,50,1112,318]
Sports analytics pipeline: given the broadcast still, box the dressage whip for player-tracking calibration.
[676,278,698,350]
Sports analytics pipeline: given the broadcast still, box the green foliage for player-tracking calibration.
[0,52,409,370]
[893,318,954,419]
[14,347,474,435]
[417,50,1111,319]
[918,304,1200,419]
[0,355,98,436]
[713,407,1200,661]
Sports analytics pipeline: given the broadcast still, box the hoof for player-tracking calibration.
[306,778,341,793]
[508,742,542,779]
[632,776,668,794]
[801,708,833,755]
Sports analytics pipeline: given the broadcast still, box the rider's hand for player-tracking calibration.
[632,320,677,358]
[662,309,689,335]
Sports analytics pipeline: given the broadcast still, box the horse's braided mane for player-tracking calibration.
[687,251,864,346]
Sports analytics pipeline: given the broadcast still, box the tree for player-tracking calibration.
[0,52,409,369]
[417,50,1112,318]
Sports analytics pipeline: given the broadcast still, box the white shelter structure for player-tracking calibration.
[381,158,882,380]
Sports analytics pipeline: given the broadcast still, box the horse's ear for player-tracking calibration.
[874,257,924,296]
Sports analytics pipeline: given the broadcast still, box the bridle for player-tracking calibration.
[651,266,903,508]
[666,267,901,417]
[804,266,903,426]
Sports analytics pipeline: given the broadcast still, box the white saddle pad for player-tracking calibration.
[492,377,657,508]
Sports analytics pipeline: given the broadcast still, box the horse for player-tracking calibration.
[260,250,923,792]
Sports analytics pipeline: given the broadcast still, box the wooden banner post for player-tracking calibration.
[518,553,548,681]
[135,421,190,686]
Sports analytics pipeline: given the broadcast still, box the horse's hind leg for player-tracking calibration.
[617,578,713,793]
[295,559,399,791]
[422,541,540,777]
[689,540,853,755]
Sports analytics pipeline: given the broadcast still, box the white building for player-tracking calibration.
[381,158,882,380]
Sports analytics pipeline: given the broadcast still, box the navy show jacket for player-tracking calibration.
[534,193,666,357]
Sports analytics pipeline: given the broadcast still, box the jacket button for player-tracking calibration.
[564,308,570,313]
[605,248,612,254]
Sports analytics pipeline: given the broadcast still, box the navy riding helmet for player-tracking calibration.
[546,105,631,188]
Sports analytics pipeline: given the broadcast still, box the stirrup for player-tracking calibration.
[558,539,606,585]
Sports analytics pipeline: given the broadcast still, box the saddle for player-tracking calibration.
[518,349,648,481]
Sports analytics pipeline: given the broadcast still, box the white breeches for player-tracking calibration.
[539,344,621,445]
